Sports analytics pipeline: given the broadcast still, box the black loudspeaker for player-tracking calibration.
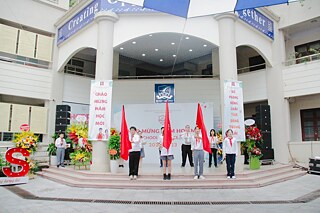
[255,105,271,132]
[56,105,71,112]
[309,158,320,174]
[260,148,274,160]
[261,131,272,149]
[55,105,71,134]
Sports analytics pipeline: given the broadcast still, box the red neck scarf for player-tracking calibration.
[228,137,233,147]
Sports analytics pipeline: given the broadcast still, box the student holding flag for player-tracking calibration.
[223,129,238,179]
[192,126,205,180]
[128,126,141,180]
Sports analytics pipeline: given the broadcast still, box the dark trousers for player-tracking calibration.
[209,148,218,167]
[226,154,236,177]
[129,151,140,176]
[181,144,193,166]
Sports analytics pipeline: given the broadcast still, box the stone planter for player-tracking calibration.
[110,160,119,174]
[50,155,57,166]
[249,156,260,170]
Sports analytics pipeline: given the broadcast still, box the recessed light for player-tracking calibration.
[203,44,207,47]
[189,49,193,52]
[120,47,124,50]
[173,55,176,57]
[132,41,136,44]
[160,59,163,62]
[171,42,175,45]
[185,37,190,40]
[149,34,153,36]
[142,54,146,56]
[155,49,159,51]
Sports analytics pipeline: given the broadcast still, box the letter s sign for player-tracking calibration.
[2,148,30,177]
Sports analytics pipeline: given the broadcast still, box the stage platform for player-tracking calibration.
[37,163,306,189]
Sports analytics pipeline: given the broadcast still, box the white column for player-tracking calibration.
[215,13,244,172]
[90,11,119,173]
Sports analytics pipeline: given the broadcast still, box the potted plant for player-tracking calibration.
[108,129,120,174]
[0,153,9,177]
[245,125,263,170]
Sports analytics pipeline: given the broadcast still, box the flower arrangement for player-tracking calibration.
[245,125,263,158]
[13,131,38,154]
[27,159,39,175]
[70,150,91,166]
[66,123,92,153]
[108,128,120,160]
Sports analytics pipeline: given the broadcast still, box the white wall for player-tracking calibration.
[289,93,320,141]
[288,142,320,164]
[0,0,66,33]
[282,61,320,98]
[63,74,91,104]
[0,61,52,100]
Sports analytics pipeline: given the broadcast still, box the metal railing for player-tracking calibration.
[284,53,320,66]
[118,74,218,80]
[64,69,95,78]
[237,63,266,74]
[0,56,50,69]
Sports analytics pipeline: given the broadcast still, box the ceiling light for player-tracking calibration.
[203,44,207,47]
[185,37,190,40]
[142,54,146,56]
[132,41,136,44]
[155,49,159,51]
[160,59,163,62]
[171,42,175,45]
[149,34,153,36]
[120,47,124,50]
[189,49,193,52]
[173,55,176,57]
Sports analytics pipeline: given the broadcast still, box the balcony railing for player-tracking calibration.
[237,63,266,74]
[64,69,95,78]
[0,55,50,69]
[118,74,217,80]
[284,53,320,66]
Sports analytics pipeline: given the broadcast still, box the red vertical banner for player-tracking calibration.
[163,101,172,150]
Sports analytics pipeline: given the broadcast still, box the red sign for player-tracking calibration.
[20,124,30,131]
[2,148,30,177]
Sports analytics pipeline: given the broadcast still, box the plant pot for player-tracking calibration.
[110,159,119,174]
[249,156,260,170]
[50,155,57,166]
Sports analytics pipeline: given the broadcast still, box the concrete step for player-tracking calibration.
[37,165,307,189]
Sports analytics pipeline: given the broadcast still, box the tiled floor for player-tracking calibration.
[1,173,320,212]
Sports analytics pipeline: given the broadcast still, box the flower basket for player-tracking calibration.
[249,155,260,170]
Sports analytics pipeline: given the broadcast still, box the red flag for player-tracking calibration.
[163,101,172,150]
[196,103,212,154]
[120,105,132,160]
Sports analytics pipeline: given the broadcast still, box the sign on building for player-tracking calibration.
[154,83,175,103]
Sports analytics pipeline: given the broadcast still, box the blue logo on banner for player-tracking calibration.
[155,84,174,103]
[57,0,155,45]
[236,9,274,40]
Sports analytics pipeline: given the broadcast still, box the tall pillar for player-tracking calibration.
[90,11,119,173]
[215,13,244,171]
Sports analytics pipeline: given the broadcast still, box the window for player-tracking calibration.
[300,108,320,141]
[249,55,266,71]
[295,40,320,58]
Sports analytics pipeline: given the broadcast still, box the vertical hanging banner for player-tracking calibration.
[88,80,113,141]
[223,80,245,141]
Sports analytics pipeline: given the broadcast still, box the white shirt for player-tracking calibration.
[210,136,219,149]
[222,137,238,156]
[140,136,147,149]
[55,138,66,149]
[129,134,141,152]
[157,134,173,156]
[181,132,192,145]
[191,134,204,150]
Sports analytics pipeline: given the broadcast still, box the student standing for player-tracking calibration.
[138,130,146,168]
[157,127,164,168]
[180,125,194,167]
[55,133,66,168]
[159,138,174,180]
[191,126,205,180]
[128,126,141,180]
[209,129,219,168]
[223,129,238,179]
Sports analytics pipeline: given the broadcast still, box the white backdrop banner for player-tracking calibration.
[88,80,113,141]
[223,80,245,141]
[114,102,214,164]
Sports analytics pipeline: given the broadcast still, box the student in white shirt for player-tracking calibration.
[209,129,219,168]
[138,130,147,168]
[128,126,141,180]
[191,126,205,180]
[223,129,238,179]
[157,127,164,168]
[55,133,66,168]
[180,125,194,167]
[158,127,174,180]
